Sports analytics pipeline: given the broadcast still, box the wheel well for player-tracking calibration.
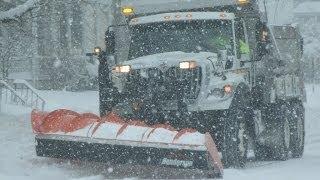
[232,83,251,108]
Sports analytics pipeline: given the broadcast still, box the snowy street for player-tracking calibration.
[1,0,320,179]
[0,85,319,180]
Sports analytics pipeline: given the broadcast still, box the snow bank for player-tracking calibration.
[0,0,40,21]
[37,90,99,113]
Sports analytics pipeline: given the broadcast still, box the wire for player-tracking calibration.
[263,0,269,23]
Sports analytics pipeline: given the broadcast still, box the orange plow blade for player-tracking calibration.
[31,109,223,178]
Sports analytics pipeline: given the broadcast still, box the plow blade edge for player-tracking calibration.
[32,109,223,178]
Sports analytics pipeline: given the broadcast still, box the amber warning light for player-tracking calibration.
[122,7,134,16]
[238,0,250,4]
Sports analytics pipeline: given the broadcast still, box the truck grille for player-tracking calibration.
[123,67,202,101]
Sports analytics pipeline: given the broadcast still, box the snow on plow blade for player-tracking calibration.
[31,109,223,178]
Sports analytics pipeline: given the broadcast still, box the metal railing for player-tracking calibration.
[0,80,27,112]
[12,79,46,111]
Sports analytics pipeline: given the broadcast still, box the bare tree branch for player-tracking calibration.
[0,0,42,21]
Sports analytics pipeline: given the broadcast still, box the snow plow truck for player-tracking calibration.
[31,0,305,178]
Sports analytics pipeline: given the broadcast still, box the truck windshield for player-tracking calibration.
[128,20,234,59]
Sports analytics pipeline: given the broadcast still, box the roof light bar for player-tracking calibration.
[238,0,250,4]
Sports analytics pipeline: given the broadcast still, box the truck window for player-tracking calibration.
[235,21,245,41]
[128,20,234,60]
[235,20,250,57]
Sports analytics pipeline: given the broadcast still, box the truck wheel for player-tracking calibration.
[289,101,305,158]
[254,143,272,161]
[223,105,249,168]
[254,107,273,161]
[272,103,291,161]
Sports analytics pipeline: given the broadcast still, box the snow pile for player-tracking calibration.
[37,90,99,113]
[0,0,40,21]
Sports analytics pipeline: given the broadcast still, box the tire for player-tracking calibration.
[272,103,291,161]
[254,143,272,161]
[254,107,273,161]
[223,88,249,168]
[289,101,305,158]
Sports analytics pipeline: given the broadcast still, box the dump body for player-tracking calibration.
[253,25,305,103]
[272,25,305,101]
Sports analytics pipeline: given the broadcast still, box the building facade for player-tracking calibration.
[0,0,113,89]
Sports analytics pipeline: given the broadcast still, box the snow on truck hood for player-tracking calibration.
[122,51,217,69]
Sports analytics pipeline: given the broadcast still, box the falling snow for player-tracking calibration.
[0,0,320,179]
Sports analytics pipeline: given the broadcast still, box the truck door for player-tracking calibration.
[235,19,250,63]
[235,19,252,86]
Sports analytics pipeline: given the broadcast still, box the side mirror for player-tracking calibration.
[258,42,268,56]
[257,24,270,56]
[86,47,103,57]
[105,30,115,55]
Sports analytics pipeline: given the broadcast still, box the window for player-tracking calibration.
[235,21,246,42]
[235,20,249,58]
[129,19,234,59]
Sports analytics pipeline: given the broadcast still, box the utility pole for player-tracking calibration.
[113,0,121,25]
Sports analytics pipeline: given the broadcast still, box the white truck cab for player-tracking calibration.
[89,0,305,168]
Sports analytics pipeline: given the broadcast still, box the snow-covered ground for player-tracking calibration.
[0,85,319,179]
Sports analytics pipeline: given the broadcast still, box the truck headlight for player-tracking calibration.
[224,85,233,94]
[113,65,131,73]
[179,61,197,69]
